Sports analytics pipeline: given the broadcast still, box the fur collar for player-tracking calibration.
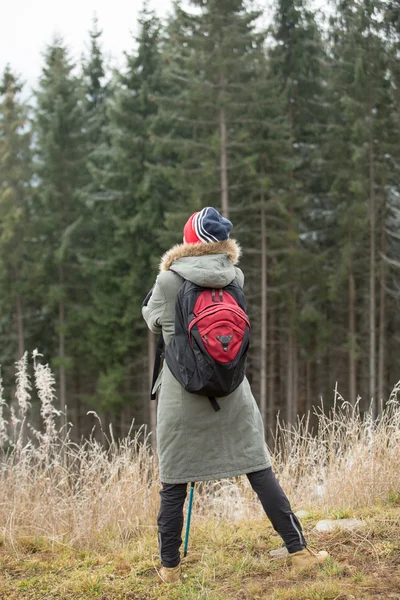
[160,239,241,272]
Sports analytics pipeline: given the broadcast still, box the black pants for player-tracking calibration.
[157,467,306,568]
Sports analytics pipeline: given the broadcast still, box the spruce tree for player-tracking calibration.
[269,0,328,421]
[328,0,396,410]
[79,5,168,425]
[74,18,116,418]
[381,0,400,402]
[155,0,267,220]
[231,52,290,430]
[34,39,87,423]
[83,16,108,143]
[325,0,368,406]
[0,67,32,366]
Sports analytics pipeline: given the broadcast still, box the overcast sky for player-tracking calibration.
[1,1,326,94]
[0,0,172,92]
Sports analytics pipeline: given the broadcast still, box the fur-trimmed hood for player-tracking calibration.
[160,239,241,272]
[159,239,242,289]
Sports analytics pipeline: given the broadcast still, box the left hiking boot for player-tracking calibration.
[289,547,329,569]
[159,563,181,583]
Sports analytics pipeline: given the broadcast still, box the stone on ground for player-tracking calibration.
[314,518,366,532]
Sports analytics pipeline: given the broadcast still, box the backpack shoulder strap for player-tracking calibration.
[150,334,165,401]
[149,274,187,401]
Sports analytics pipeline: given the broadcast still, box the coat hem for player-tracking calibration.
[159,460,271,484]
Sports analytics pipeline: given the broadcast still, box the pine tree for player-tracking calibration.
[325,0,368,406]
[73,17,116,423]
[230,53,290,430]
[0,67,32,366]
[155,0,267,221]
[33,39,87,424]
[328,0,397,410]
[269,0,328,421]
[382,0,400,402]
[77,5,168,428]
[84,16,108,143]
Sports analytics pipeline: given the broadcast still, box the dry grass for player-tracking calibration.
[0,353,400,599]
[271,383,400,511]
[1,353,399,550]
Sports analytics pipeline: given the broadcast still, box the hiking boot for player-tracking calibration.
[159,563,181,583]
[289,547,329,569]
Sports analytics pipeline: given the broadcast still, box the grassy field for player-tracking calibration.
[1,357,400,599]
[1,504,399,600]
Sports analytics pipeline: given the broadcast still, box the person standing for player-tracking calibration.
[142,207,328,583]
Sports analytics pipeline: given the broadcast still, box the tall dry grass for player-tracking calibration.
[272,383,400,509]
[0,352,399,550]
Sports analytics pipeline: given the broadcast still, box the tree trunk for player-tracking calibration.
[219,73,229,219]
[349,269,357,406]
[286,332,293,425]
[148,330,157,452]
[292,334,298,425]
[59,265,67,429]
[378,193,387,404]
[369,124,377,415]
[286,101,297,426]
[13,265,25,360]
[268,302,275,424]
[306,359,312,413]
[15,294,24,360]
[260,198,267,432]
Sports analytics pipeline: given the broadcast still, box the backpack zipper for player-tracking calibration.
[188,305,250,336]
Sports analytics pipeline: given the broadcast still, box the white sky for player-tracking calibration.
[0,0,172,92]
[1,0,327,94]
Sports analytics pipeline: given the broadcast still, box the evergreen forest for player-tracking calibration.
[1,0,400,442]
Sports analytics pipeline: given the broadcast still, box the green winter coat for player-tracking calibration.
[142,239,271,484]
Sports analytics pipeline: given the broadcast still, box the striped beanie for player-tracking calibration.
[183,207,233,244]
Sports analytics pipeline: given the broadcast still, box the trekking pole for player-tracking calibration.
[183,482,195,557]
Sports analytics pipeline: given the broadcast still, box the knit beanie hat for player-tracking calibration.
[183,207,233,244]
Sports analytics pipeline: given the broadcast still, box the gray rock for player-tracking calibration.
[295,510,310,519]
[314,518,366,532]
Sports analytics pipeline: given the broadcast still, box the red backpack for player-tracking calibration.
[165,278,251,410]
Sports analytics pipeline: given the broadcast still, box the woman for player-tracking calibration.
[142,207,328,583]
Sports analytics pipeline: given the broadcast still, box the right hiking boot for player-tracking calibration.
[158,563,181,583]
[289,546,329,570]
